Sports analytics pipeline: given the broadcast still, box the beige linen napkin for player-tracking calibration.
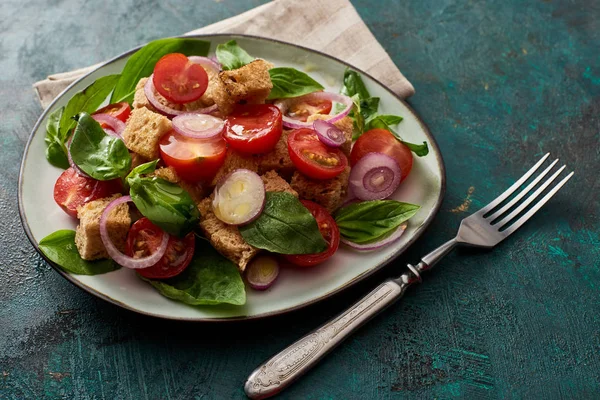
[33,0,414,109]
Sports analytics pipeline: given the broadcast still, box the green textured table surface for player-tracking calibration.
[2,0,599,398]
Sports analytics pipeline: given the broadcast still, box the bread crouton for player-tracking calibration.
[75,194,131,260]
[261,170,298,197]
[256,130,295,178]
[290,167,351,213]
[198,170,295,271]
[211,149,261,186]
[212,59,273,115]
[130,152,150,170]
[198,197,258,271]
[122,108,171,159]
[150,167,205,203]
[132,77,156,112]
[306,115,354,157]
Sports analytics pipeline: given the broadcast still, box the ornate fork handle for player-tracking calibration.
[244,271,420,399]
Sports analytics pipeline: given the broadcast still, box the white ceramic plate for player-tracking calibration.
[19,34,445,321]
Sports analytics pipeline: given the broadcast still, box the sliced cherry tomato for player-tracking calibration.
[283,200,340,267]
[53,167,122,218]
[350,128,413,181]
[223,104,283,154]
[93,102,131,123]
[285,98,332,122]
[159,129,227,182]
[125,217,195,279]
[287,128,348,180]
[153,53,208,104]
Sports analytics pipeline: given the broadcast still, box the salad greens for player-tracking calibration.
[44,107,69,169]
[111,38,210,104]
[339,68,429,156]
[334,200,420,244]
[239,192,328,254]
[39,230,119,275]
[69,112,132,180]
[141,239,246,306]
[216,40,255,71]
[128,163,200,237]
[267,67,325,100]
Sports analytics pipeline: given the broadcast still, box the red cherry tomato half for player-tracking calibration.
[285,98,332,122]
[153,53,209,104]
[159,129,227,182]
[283,200,340,267]
[93,102,131,123]
[223,104,283,154]
[53,167,123,218]
[287,128,348,180]
[125,217,195,279]
[350,128,413,181]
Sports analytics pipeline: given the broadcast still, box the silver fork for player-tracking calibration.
[244,154,574,399]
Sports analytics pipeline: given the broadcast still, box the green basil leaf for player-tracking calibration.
[44,107,69,169]
[129,176,200,237]
[60,74,120,138]
[111,38,211,104]
[334,200,420,244]
[39,230,119,275]
[267,67,325,99]
[216,40,255,71]
[70,112,131,180]
[365,114,429,156]
[125,159,159,186]
[359,97,380,120]
[340,68,371,100]
[239,192,328,254]
[140,239,245,306]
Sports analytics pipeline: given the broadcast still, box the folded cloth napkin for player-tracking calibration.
[33,0,414,109]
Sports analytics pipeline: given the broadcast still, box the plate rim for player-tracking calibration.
[18,33,446,322]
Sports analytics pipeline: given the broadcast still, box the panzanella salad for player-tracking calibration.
[40,38,428,307]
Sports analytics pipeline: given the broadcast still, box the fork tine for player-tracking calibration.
[495,165,566,228]
[501,171,574,237]
[487,158,559,221]
[479,153,550,215]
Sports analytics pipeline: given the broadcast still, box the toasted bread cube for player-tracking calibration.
[212,59,273,115]
[261,170,298,197]
[198,170,295,271]
[75,194,131,260]
[132,77,156,112]
[210,149,261,187]
[256,130,295,178]
[307,115,354,157]
[150,167,205,203]
[130,152,150,170]
[290,167,351,213]
[122,108,171,159]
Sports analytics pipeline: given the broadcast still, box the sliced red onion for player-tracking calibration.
[349,152,402,201]
[246,255,280,290]
[212,169,266,226]
[172,113,225,139]
[313,119,345,147]
[274,92,353,129]
[144,74,218,118]
[99,195,169,269]
[92,113,125,136]
[188,56,221,76]
[341,222,408,251]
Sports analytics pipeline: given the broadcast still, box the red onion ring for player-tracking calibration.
[92,113,125,136]
[349,152,402,201]
[313,119,345,147]
[246,255,280,290]
[274,92,353,129]
[99,195,169,269]
[144,74,218,118]
[188,56,221,76]
[340,222,408,251]
[212,169,266,226]
[172,113,225,139]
